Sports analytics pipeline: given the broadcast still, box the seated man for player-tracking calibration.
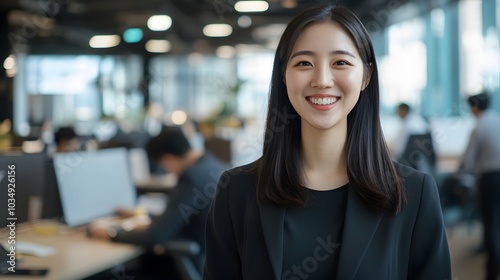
[89,126,227,276]
[54,126,81,153]
[390,103,431,160]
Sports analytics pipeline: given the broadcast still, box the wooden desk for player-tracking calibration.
[1,224,143,280]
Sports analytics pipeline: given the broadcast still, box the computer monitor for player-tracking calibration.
[0,152,47,227]
[52,148,136,227]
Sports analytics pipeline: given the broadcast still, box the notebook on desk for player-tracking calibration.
[52,148,137,227]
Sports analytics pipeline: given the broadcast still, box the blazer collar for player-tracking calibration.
[336,186,383,279]
[259,186,383,280]
[259,201,285,280]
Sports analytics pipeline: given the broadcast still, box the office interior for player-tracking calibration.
[0,0,499,279]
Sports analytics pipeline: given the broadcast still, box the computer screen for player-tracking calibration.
[0,152,46,227]
[52,148,136,227]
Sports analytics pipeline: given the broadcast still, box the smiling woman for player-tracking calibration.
[204,4,452,280]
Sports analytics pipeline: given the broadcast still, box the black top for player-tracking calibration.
[282,185,348,280]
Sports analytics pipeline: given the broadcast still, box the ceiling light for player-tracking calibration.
[4,55,17,77]
[203,24,233,37]
[147,15,172,31]
[171,110,187,125]
[3,55,16,70]
[89,35,120,48]
[216,46,236,58]
[145,40,171,53]
[234,1,269,12]
[238,15,252,28]
[123,28,143,43]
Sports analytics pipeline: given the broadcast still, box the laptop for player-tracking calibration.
[52,148,137,227]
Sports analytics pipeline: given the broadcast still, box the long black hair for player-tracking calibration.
[254,4,406,215]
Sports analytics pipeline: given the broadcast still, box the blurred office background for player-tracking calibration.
[0,0,498,279]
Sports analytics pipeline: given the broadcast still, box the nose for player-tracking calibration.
[311,64,334,88]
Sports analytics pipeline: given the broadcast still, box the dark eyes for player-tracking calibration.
[294,60,350,67]
[335,60,348,66]
[297,61,312,67]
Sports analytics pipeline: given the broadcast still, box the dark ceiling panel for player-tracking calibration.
[0,0,445,55]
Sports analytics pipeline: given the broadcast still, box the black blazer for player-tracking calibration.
[204,163,451,280]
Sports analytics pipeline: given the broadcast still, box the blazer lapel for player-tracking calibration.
[337,187,383,279]
[259,202,286,280]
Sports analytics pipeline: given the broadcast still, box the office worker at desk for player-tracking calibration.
[54,126,81,153]
[90,126,227,273]
[390,103,431,161]
[204,4,451,280]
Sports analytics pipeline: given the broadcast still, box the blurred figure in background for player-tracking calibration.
[458,92,500,280]
[54,126,81,153]
[90,126,227,278]
[390,103,431,160]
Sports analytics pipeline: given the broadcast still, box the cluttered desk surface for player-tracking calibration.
[0,221,143,280]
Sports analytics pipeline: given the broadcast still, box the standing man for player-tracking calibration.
[459,92,500,280]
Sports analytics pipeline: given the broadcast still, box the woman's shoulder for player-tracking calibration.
[395,162,428,185]
[394,162,440,209]
[218,160,259,197]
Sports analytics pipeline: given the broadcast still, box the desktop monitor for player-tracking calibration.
[0,153,47,227]
[52,148,136,227]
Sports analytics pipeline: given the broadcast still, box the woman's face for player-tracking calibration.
[285,21,370,131]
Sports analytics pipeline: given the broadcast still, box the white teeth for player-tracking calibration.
[308,97,338,105]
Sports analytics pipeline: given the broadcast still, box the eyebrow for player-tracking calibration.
[290,50,356,59]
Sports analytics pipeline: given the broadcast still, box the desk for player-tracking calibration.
[1,223,143,280]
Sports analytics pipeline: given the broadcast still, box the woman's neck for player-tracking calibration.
[300,120,349,190]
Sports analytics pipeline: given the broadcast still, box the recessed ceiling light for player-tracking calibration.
[203,24,233,37]
[147,15,172,31]
[234,1,269,12]
[145,39,171,53]
[171,110,187,125]
[3,55,16,70]
[89,35,120,48]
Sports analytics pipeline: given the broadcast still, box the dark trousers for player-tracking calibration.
[478,171,500,280]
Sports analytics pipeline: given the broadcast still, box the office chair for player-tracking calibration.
[439,173,479,231]
[155,240,203,280]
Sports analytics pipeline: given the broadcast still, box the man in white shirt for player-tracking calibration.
[390,103,431,161]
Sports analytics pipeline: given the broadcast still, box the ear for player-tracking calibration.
[361,63,374,90]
